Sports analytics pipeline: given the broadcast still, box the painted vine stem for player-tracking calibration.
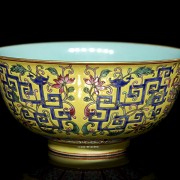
[82,65,162,136]
[9,64,79,135]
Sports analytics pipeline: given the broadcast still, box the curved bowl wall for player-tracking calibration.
[0,42,180,168]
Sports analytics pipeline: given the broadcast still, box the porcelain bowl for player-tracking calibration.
[0,42,180,169]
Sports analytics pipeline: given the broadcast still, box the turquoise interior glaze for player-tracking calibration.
[0,42,180,62]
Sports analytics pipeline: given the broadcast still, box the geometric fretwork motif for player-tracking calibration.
[87,66,172,132]
[0,61,179,137]
[0,64,71,132]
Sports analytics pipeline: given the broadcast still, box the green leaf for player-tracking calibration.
[107,130,123,136]
[65,121,80,134]
[127,68,132,74]
[68,95,75,101]
[10,64,27,75]
[82,122,95,135]
[83,87,90,93]
[68,86,75,92]
[146,94,155,106]
[84,97,91,102]
[12,91,19,102]
[46,67,58,76]
[133,66,154,77]
[100,69,111,77]
[27,65,32,71]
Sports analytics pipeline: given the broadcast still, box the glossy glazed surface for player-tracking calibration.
[0,42,180,168]
[0,42,180,62]
[0,60,179,142]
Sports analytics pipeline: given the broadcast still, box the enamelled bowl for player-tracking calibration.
[0,42,180,169]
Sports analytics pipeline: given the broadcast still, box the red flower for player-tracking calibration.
[69,107,76,118]
[84,107,90,119]
[84,75,105,95]
[52,74,75,94]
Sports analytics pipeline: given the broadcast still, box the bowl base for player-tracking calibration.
[48,139,130,169]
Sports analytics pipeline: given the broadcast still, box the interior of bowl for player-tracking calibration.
[0,42,180,62]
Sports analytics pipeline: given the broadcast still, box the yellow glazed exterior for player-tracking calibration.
[0,57,180,168]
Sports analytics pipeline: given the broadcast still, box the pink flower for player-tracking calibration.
[52,74,75,94]
[84,75,105,95]
[94,80,106,95]
[84,75,98,85]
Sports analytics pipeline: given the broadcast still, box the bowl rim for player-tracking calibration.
[0,41,180,65]
[0,56,179,65]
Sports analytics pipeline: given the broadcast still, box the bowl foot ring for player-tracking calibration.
[48,139,130,169]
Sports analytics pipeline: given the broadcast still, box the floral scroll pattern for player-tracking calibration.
[0,62,179,137]
[0,63,78,135]
[82,64,180,136]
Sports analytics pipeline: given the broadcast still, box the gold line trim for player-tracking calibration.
[49,138,127,145]
[48,147,125,157]
[49,150,125,160]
